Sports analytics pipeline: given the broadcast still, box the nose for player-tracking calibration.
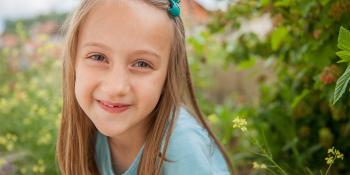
[100,66,131,98]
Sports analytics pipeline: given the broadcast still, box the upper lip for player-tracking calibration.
[97,100,131,107]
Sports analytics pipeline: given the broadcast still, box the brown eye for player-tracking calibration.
[88,54,107,63]
[133,60,152,69]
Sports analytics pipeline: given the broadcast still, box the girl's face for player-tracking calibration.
[75,0,173,137]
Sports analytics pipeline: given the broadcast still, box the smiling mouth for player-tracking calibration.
[97,100,131,113]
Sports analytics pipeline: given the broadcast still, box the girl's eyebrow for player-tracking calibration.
[83,42,113,51]
[82,42,161,60]
[132,49,161,60]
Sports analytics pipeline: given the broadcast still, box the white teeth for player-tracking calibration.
[101,102,115,108]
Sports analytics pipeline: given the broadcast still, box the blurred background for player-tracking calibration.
[0,0,349,174]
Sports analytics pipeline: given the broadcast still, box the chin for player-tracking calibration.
[95,122,130,137]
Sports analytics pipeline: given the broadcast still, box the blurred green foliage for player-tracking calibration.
[188,0,350,174]
[0,21,61,174]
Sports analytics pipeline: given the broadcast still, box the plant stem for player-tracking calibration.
[247,132,289,175]
[324,163,333,175]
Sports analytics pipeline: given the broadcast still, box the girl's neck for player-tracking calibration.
[108,116,152,173]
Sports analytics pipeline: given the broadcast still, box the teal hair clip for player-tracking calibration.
[168,0,180,17]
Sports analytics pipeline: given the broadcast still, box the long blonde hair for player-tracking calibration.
[56,0,234,174]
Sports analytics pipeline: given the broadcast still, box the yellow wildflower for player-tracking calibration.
[208,114,219,124]
[20,167,28,174]
[0,133,17,151]
[32,159,46,173]
[325,146,344,165]
[232,116,247,132]
[253,161,267,169]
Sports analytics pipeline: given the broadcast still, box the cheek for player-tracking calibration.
[74,67,86,107]
[74,65,96,106]
[134,72,167,111]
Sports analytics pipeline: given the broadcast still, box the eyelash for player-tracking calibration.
[87,54,153,69]
[88,54,107,62]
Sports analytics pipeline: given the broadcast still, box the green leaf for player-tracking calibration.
[260,0,270,6]
[237,57,256,70]
[337,27,350,51]
[271,27,288,51]
[320,0,330,6]
[333,65,350,104]
[336,51,350,63]
[274,0,292,7]
[337,59,349,63]
[291,89,310,109]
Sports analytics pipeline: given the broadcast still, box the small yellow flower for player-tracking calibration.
[232,116,247,132]
[325,146,344,165]
[32,165,40,173]
[0,136,6,145]
[208,114,219,124]
[0,133,17,151]
[20,167,28,174]
[32,159,46,174]
[325,157,334,165]
[6,142,14,151]
[37,132,52,145]
[37,107,48,116]
[253,161,267,169]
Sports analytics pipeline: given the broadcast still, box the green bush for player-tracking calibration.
[187,0,350,174]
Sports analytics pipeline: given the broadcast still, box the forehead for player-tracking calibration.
[77,0,174,56]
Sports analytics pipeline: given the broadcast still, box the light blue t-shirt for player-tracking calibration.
[95,107,230,175]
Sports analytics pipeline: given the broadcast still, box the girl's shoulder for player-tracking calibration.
[161,106,230,175]
[172,106,210,140]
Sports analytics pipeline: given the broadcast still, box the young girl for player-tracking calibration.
[56,0,233,174]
